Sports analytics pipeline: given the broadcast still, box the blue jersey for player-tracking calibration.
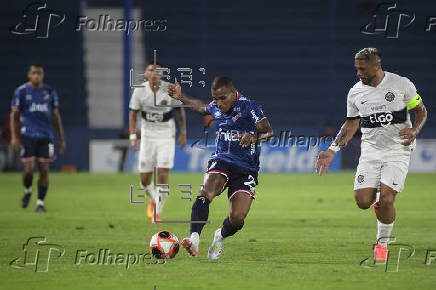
[206,91,266,172]
[11,83,59,139]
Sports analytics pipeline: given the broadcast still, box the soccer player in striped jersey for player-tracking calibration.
[10,63,66,213]
[168,76,274,259]
[316,48,427,262]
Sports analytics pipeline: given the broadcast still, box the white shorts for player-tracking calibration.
[354,144,411,193]
[138,136,175,172]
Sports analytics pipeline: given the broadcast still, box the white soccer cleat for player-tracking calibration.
[181,232,200,256]
[208,228,224,260]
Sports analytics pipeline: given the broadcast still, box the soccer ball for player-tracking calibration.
[149,231,180,259]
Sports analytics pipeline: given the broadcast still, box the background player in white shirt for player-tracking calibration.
[129,61,186,223]
[315,48,427,262]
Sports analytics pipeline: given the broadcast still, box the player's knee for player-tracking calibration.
[379,193,395,207]
[355,197,372,210]
[198,189,216,201]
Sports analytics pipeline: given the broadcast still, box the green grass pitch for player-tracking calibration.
[0,172,435,289]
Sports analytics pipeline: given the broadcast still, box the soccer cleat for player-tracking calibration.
[35,205,47,213]
[151,213,161,224]
[21,193,31,208]
[208,228,224,260]
[181,233,199,257]
[147,200,155,219]
[374,244,388,262]
[373,201,380,215]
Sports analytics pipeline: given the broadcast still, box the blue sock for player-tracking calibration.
[190,196,210,235]
[38,185,48,201]
[221,216,244,238]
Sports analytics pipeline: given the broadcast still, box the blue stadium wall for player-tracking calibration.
[1,0,435,171]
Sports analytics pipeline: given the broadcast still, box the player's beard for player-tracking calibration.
[361,74,375,85]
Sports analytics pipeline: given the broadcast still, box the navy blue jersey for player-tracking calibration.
[11,83,59,139]
[206,91,266,172]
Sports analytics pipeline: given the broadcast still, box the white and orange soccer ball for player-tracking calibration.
[149,231,180,259]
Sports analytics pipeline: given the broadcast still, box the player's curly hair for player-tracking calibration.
[355,47,381,63]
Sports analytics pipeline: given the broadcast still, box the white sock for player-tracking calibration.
[156,193,167,215]
[143,184,159,201]
[376,220,394,247]
[24,187,32,194]
[36,199,44,206]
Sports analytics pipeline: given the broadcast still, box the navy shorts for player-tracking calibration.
[206,159,258,199]
[20,135,55,162]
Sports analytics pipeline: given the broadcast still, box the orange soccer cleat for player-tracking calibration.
[181,237,199,257]
[147,200,155,219]
[374,244,388,262]
[151,213,161,224]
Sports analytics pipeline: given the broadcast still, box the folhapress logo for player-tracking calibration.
[10,237,65,272]
[10,2,66,38]
[361,3,415,38]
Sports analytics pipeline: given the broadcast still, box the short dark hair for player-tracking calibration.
[211,76,234,90]
[146,60,162,67]
[355,47,381,63]
[29,62,43,69]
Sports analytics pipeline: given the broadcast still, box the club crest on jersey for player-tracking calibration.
[385,92,395,102]
[43,94,50,100]
[214,111,221,117]
[232,113,241,122]
[26,94,32,101]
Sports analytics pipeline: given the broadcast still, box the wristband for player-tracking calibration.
[129,134,137,140]
[328,143,340,153]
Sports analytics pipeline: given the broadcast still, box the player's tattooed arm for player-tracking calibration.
[9,107,20,150]
[175,107,187,148]
[238,118,274,148]
[332,119,360,148]
[168,78,209,115]
[399,102,427,146]
[52,108,66,154]
[316,119,359,176]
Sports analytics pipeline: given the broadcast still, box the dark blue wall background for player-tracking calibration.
[1,0,435,171]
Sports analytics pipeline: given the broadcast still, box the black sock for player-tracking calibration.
[190,196,210,235]
[38,185,48,201]
[221,216,244,238]
[23,174,32,193]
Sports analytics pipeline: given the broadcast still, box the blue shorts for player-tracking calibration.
[206,159,258,199]
[20,135,55,162]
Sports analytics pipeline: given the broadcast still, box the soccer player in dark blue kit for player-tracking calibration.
[10,63,66,213]
[168,76,274,260]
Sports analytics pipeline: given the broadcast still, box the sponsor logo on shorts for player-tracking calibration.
[357,174,365,183]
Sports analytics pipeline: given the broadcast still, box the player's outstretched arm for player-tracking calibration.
[168,78,209,115]
[52,108,66,154]
[315,118,360,176]
[399,102,427,146]
[175,107,187,148]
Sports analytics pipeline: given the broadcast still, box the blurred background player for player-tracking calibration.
[315,48,427,262]
[129,61,186,223]
[10,63,66,213]
[168,76,274,259]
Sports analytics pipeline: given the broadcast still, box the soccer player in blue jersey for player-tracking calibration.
[10,63,66,213]
[168,76,273,260]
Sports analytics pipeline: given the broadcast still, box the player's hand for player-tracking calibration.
[236,132,256,148]
[130,139,138,151]
[315,150,335,176]
[60,139,66,155]
[168,78,182,100]
[399,127,418,146]
[178,132,186,149]
[11,136,20,151]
